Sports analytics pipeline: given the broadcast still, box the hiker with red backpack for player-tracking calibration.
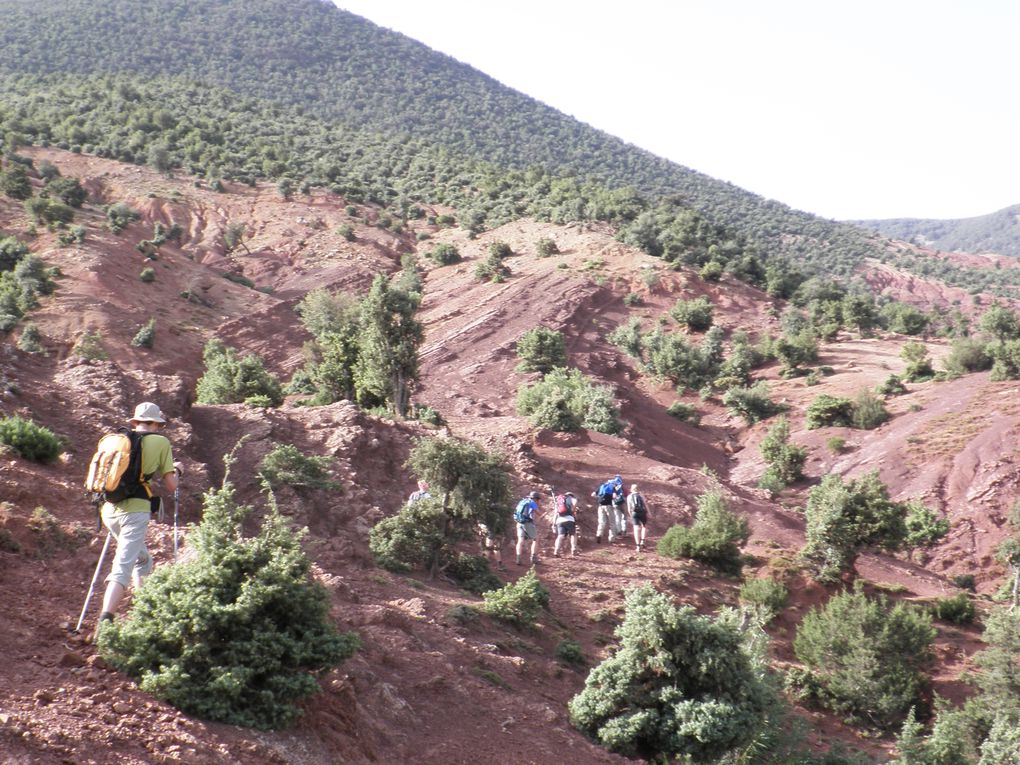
[627,484,650,552]
[552,491,579,558]
[89,402,181,637]
[514,490,542,566]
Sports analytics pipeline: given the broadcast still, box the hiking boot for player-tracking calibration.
[515,556,522,566]
[595,534,602,544]
[531,555,540,565]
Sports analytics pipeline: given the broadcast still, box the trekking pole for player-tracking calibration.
[173,483,180,562]
[74,531,112,634]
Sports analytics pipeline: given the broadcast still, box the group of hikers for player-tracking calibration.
[87,400,649,639]
[408,473,650,568]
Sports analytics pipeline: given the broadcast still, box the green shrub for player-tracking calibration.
[25,197,74,225]
[427,242,460,265]
[0,164,32,200]
[0,416,62,462]
[699,261,724,282]
[903,501,950,550]
[805,394,853,429]
[665,401,699,424]
[793,588,935,728]
[826,436,847,453]
[758,417,807,490]
[608,317,643,359]
[17,322,42,353]
[488,240,513,259]
[474,251,510,282]
[930,593,975,625]
[195,339,283,406]
[657,489,748,574]
[72,329,107,360]
[0,235,29,272]
[739,577,789,616]
[412,404,444,426]
[536,237,559,257]
[801,472,908,582]
[131,318,156,349]
[901,341,935,382]
[555,639,585,666]
[258,444,339,490]
[622,292,641,306]
[670,296,714,331]
[850,388,890,430]
[106,202,140,234]
[516,367,621,434]
[99,481,358,729]
[944,336,992,376]
[569,584,771,762]
[722,381,784,424]
[337,223,355,241]
[369,497,446,573]
[876,374,907,396]
[447,604,481,626]
[481,568,549,626]
[952,574,977,592]
[515,326,566,374]
[45,176,87,207]
[139,267,156,283]
[989,339,1020,381]
[445,553,501,595]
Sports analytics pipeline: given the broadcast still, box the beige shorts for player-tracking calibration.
[102,508,152,588]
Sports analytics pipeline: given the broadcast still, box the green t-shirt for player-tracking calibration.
[103,433,174,514]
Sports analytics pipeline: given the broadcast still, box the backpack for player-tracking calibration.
[84,428,152,506]
[632,494,645,513]
[555,494,572,516]
[597,482,614,503]
[514,498,534,523]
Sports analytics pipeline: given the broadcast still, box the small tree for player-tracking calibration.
[805,394,853,429]
[800,471,909,581]
[131,318,156,349]
[758,416,807,491]
[657,489,749,574]
[99,480,358,729]
[515,326,567,374]
[670,296,714,331]
[516,367,621,434]
[793,587,935,728]
[372,436,512,575]
[901,341,935,382]
[427,242,460,265]
[0,415,62,462]
[195,339,283,406]
[480,568,549,626]
[223,222,251,255]
[569,584,771,763]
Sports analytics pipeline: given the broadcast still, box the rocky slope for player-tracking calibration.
[1,148,1018,763]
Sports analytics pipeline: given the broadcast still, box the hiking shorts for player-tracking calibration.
[631,511,648,527]
[517,521,537,541]
[101,507,152,588]
[556,521,576,536]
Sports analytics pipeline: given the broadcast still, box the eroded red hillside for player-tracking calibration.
[0,148,1016,763]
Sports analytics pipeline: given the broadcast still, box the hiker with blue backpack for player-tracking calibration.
[593,478,618,543]
[514,490,542,565]
[611,475,628,538]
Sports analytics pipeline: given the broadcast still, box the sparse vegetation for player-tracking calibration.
[0,415,62,463]
[792,587,935,729]
[516,367,620,434]
[657,489,748,574]
[99,479,359,729]
[515,326,566,374]
[758,417,807,492]
[258,444,339,490]
[131,318,156,349]
[195,339,283,406]
[480,568,549,627]
[569,584,771,762]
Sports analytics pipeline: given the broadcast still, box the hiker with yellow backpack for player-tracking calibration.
[82,402,181,638]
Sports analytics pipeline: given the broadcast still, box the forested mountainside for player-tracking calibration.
[856,205,1020,260]
[0,0,885,275]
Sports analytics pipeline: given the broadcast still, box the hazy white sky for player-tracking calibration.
[333,1,1019,222]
